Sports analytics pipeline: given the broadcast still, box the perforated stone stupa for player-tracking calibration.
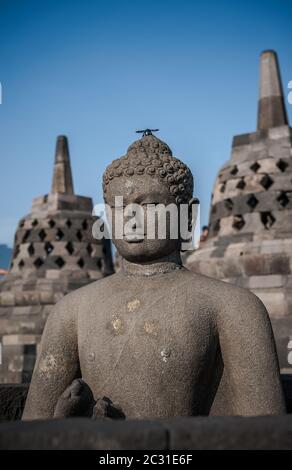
[186,51,292,371]
[0,136,114,383]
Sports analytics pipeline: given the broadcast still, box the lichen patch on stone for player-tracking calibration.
[144,321,158,336]
[38,353,58,379]
[111,317,123,334]
[160,348,171,363]
[127,299,141,312]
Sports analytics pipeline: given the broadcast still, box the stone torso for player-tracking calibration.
[77,268,221,418]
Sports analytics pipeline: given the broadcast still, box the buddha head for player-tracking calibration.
[103,133,196,263]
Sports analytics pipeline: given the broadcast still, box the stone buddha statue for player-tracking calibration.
[23,133,285,420]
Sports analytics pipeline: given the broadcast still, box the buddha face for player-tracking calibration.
[105,174,183,263]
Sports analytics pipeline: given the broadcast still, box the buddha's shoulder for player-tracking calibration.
[53,273,121,312]
[181,268,262,310]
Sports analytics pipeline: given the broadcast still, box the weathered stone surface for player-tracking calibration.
[2,334,40,346]
[0,415,292,449]
[0,418,167,450]
[166,415,292,450]
[0,384,28,422]
[255,291,288,317]
[210,374,292,416]
[257,51,288,130]
[248,274,286,289]
[210,191,292,224]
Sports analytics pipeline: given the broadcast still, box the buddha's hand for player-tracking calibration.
[53,378,95,418]
[92,396,126,420]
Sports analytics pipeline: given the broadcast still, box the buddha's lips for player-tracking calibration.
[123,233,145,243]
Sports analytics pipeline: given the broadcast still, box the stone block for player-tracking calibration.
[273,210,292,232]
[248,274,286,289]
[0,415,291,450]
[12,306,33,316]
[231,144,251,164]
[268,141,292,159]
[166,415,292,449]
[273,174,292,191]
[0,419,167,450]
[233,160,252,178]
[260,240,284,254]
[256,157,277,173]
[255,191,283,212]
[269,253,291,274]
[0,292,15,306]
[212,183,226,205]
[40,292,55,304]
[15,292,41,306]
[217,258,242,278]
[268,125,291,140]
[243,174,268,193]
[242,253,290,277]
[232,133,251,147]
[2,334,39,346]
[88,270,103,280]
[8,356,24,374]
[253,291,288,317]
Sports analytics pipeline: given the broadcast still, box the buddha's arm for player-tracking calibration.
[217,288,286,415]
[22,298,80,420]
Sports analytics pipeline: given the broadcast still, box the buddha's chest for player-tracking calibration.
[77,288,217,407]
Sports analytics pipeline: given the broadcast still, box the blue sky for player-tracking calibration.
[0,0,291,246]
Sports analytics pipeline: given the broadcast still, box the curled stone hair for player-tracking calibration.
[103,135,194,204]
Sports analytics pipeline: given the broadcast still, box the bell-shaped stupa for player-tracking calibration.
[0,136,114,383]
[186,51,292,372]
